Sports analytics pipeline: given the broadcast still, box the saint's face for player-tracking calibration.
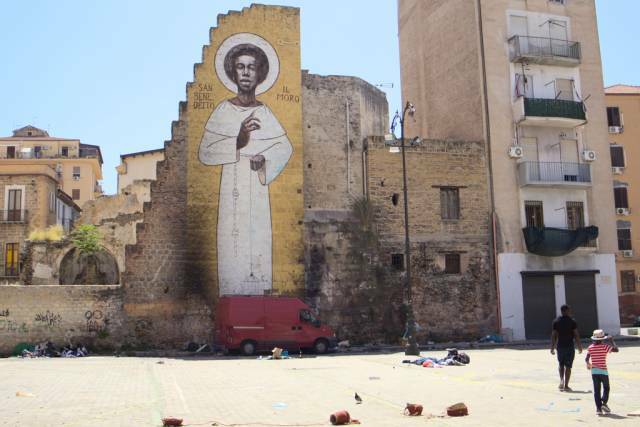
[234,54,259,93]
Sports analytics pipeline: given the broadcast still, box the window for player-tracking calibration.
[610,145,625,168]
[72,189,80,200]
[524,201,544,228]
[72,166,81,180]
[7,189,22,221]
[607,107,621,127]
[391,253,404,271]
[566,201,585,230]
[4,243,19,277]
[515,74,534,98]
[618,228,632,251]
[549,0,566,6]
[621,270,636,293]
[440,187,460,220]
[34,146,42,158]
[61,146,69,157]
[6,146,16,158]
[444,254,461,274]
[614,187,629,209]
[48,191,55,213]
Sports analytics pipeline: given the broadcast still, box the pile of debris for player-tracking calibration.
[17,341,89,358]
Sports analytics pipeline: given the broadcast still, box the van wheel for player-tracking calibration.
[314,338,329,355]
[240,340,256,356]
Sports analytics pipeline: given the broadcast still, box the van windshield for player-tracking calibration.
[299,309,317,323]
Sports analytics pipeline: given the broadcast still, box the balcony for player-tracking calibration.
[523,226,599,257]
[518,162,591,188]
[0,148,99,160]
[509,35,581,67]
[513,97,587,128]
[0,210,28,223]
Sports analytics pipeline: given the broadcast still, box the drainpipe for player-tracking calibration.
[476,0,502,332]
[346,99,351,196]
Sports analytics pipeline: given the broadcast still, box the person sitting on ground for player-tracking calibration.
[550,304,583,391]
[585,329,619,416]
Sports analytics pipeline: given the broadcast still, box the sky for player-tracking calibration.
[0,0,637,195]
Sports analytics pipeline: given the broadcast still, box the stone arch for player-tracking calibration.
[59,248,120,285]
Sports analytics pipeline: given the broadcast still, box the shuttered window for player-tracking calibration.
[614,187,629,209]
[566,201,585,230]
[525,201,544,228]
[444,254,461,274]
[610,146,625,168]
[391,253,404,271]
[607,107,621,127]
[4,243,19,277]
[618,228,632,250]
[72,189,80,200]
[621,270,636,293]
[440,187,460,220]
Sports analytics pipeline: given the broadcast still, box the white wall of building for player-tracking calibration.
[519,187,589,228]
[498,253,620,340]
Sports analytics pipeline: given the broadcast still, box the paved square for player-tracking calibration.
[1,346,639,426]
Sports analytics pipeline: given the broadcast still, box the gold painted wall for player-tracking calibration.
[186,5,304,298]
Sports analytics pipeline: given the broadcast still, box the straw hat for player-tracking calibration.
[591,329,607,340]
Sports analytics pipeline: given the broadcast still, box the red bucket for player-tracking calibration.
[330,410,351,425]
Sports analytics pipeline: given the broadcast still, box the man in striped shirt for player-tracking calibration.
[585,329,619,415]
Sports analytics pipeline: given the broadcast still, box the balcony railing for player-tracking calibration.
[0,148,99,160]
[509,35,581,65]
[0,210,28,223]
[524,98,586,121]
[518,162,591,187]
[523,226,599,257]
[0,266,20,278]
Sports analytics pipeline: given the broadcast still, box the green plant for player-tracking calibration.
[70,224,103,254]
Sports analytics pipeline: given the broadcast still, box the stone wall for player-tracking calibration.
[366,137,497,340]
[0,285,123,354]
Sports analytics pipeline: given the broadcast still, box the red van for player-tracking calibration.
[215,296,337,356]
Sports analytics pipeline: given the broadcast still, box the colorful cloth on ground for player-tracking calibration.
[587,343,612,370]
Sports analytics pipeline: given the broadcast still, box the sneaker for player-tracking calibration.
[596,408,604,416]
[601,404,611,413]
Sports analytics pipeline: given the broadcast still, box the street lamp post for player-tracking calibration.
[390,101,420,356]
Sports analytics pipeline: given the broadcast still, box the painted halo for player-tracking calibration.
[214,33,280,96]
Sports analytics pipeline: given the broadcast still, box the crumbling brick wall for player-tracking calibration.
[122,115,213,349]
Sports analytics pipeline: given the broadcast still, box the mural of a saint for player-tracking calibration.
[198,33,292,296]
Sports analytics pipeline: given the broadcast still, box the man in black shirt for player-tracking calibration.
[551,304,583,391]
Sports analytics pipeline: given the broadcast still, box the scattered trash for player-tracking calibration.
[157,361,165,365]
[196,344,210,353]
[404,403,423,416]
[354,393,363,404]
[16,391,35,398]
[404,348,470,367]
[330,410,350,425]
[446,402,469,417]
[478,334,503,344]
[161,417,183,426]
[272,402,288,409]
[338,340,350,348]
[368,376,380,380]
[17,341,88,358]
[568,398,581,401]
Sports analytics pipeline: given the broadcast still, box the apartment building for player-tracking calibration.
[116,148,164,193]
[0,126,103,207]
[399,0,620,339]
[605,85,640,325]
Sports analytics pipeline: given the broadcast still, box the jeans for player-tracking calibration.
[592,374,610,409]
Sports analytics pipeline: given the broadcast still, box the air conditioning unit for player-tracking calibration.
[508,146,524,159]
[612,166,624,175]
[616,207,630,216]
[582,150,597,162]
[622,250,633,258]
[609,126,623,134]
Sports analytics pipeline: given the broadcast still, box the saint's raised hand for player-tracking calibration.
[237,112,261,149]
[250,155,265,171]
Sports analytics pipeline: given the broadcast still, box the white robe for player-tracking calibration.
[199,100,293,296]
